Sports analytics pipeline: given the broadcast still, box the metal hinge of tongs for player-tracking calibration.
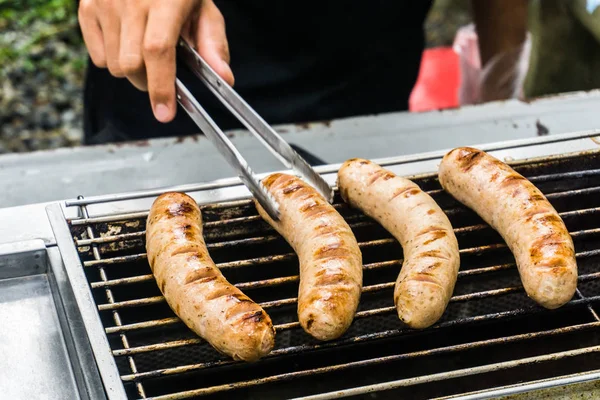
[175,37,333,221]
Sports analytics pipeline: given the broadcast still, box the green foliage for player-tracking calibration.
[0,0,86,80]
[0,0,74,26]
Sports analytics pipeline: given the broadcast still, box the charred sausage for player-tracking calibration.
[438,147,577,309]
[254,173,363,341]
[338,159,460,329]
[146,192,275,361]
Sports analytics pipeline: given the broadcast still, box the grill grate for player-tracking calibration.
[66,151,600,400]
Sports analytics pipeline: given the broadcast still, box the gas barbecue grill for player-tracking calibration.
[5,129,600,399]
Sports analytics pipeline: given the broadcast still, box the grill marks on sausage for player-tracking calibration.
[418,250,449,260]
[455,148,485,171]
[167,202,196,217]
[172,223,196,242]
[313,242,351,261]
[314,270,354,287]
[501,174,527,190]
[410,273,440,285]
[423,230,448,245]
[283,184,303,195]
[242,311,265,323]
[390,185,420,201]
[368,169,395,185]
[262,173,283,189]
[529,232,574,267]
[184,266,218,285]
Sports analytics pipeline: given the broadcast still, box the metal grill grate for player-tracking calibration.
[65,151,600,400]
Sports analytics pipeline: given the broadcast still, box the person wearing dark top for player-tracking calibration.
[77,0,528,145]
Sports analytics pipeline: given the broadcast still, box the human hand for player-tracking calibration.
[78,0,234,123]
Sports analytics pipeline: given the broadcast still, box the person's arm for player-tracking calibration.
[78,0,234,123]
[471,0,528,66]
[471,0,529,101]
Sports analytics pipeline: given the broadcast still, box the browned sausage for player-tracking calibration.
[146,192,275,361]
[338,158,460,329]
[254,173,363,341]
[438,147,578,309]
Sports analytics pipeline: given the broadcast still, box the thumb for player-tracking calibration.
[194,0,234,86]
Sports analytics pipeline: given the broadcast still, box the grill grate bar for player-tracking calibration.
[77,198,147,398]
[121,318,600,384]
[72,200,600,254]
[79,208,600,268]
[92,241,600,298]
[142,327,600,399]
[576,288,600,321]
[107,273,600,354]
[66,166,600,227]
[289,346,600,400]
[81,240,505,268]
[98,253,600,316]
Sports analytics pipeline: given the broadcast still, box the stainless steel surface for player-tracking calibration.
[46,246,109,400]
[0,239,47,279]
[175,77,281,220]
[177,38,333,205]
[52,141,600,399]
[0,239,104,400]
[0,274,80,400]
[47,203,128,399]
[4,89,600,209]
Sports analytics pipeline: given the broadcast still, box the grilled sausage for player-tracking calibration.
[254,173,363,341]
[438,147,578,309]
[146,192,275,362]
[338,159,460,329]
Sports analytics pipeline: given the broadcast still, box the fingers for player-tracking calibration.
[143,2,196,123]
[78,0,106,68]
[119,4,148,90]
[195,0,234,86]
[78,0,232,124]
[97,2,124,78]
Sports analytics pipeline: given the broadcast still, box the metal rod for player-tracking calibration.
[96,252,600,313]
[121,320,600,384]
[67,174,600,229]
[289,345,600,400]
[106,278,600,354]
[77,198,147,398]
[76,231,146,246]
[145,337,600,399]
[61,133,600,208]
[527,168,600,183]
[70,211,150,226]
[98,295,164,311]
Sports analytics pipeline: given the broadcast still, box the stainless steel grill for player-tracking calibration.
[60,149,600,400]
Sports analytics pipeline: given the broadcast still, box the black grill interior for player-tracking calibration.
[69,151,600,400]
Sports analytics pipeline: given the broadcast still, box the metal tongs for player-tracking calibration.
[175,37,333,221]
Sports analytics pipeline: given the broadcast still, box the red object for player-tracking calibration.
[409,47,460,112]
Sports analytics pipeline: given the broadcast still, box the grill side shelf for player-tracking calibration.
[46,203,128,400]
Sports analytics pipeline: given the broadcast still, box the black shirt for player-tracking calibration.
[82,1,432,144]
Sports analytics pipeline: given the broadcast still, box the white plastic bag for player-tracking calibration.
[453,23,531,105]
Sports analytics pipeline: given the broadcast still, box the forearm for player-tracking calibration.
[471,0,528,66]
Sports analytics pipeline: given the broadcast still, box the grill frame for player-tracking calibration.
[46,131,600,400]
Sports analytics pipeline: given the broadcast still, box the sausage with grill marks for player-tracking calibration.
[254,173,363,341]
[337,159,460,329]
[146,192,275,361]
[438,147,577,309]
